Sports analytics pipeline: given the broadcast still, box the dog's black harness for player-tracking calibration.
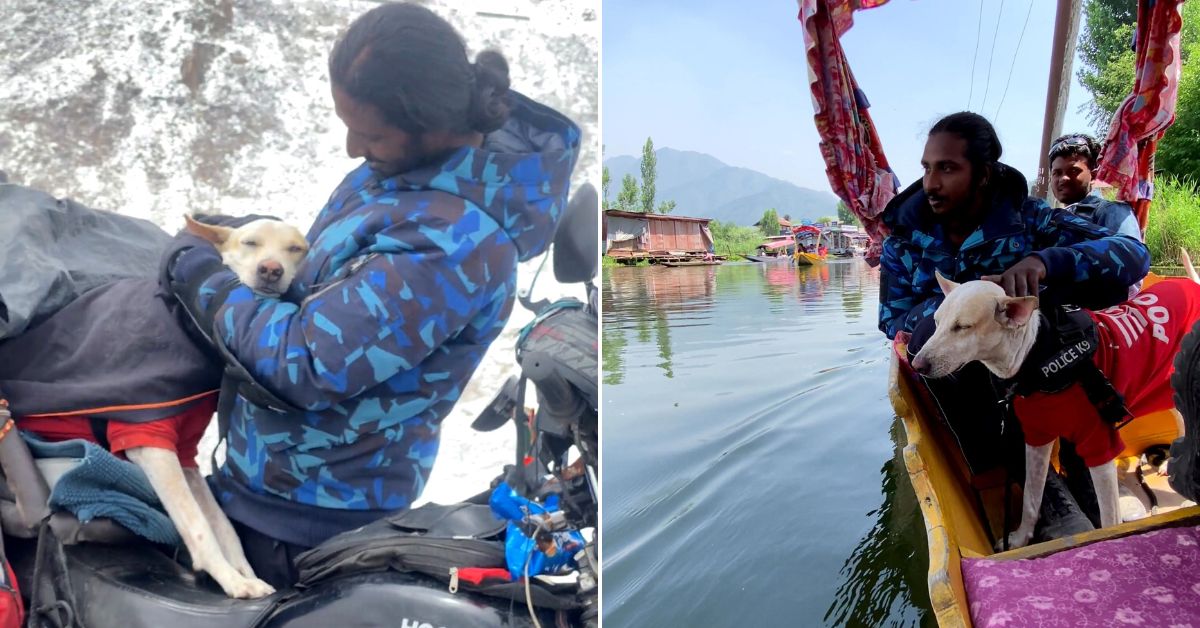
[994,304,1131,551]
[1000,305,1132,428]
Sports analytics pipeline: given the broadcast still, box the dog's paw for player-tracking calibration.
[223,575,276,599]
[232,558,257,580]
[1119,496,1149,522]
[996,530,1033,552]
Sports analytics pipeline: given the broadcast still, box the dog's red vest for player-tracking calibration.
[1015,279,1200,466]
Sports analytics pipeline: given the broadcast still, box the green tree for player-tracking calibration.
[602,165,611,211]
[710,219,765,258]
[640,137,657,214]
[759,208,780,237]
[1077,1,1199,180]
[617,174,640,212]
[657,200,676,214]
[1077,0,1138,127]
[836,201,861,226]
[1156,5,1200,181]
[816,215,836,225]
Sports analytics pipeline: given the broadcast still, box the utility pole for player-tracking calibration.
[1034,0,1084,202]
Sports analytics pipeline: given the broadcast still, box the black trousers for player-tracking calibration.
[230,519,311,590]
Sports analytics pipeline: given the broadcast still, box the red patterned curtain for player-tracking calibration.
[798,0,897,266]
[1094,0,1186,230]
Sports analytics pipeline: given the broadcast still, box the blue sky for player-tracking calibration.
[603,0,1096,193]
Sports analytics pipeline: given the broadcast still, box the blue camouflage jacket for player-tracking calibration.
[878,183,1149,340]
[1065,192,1142,241]
[196,92,580,546]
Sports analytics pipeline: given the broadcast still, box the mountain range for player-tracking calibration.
[603,147,839,225]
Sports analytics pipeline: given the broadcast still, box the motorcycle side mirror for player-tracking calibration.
[471,375,520,432]
[552,183,598,285]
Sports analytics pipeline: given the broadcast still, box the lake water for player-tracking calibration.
[602,259,935,626]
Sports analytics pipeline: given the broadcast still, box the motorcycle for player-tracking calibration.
[0,184,600,628]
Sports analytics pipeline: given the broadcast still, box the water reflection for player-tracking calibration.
[602,259,930,624]
[602,262,879,383]
[825,417,934,627]
[603,265,717,380]
[601,323,627,386]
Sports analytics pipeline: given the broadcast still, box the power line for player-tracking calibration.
[968,0,985,109]
[980,0,1008,113]
[994,0,1036,121]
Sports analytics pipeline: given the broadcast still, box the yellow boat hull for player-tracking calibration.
[793,252,826,266]
[890,273,1200,627]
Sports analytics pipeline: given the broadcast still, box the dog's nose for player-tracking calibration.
[257,260,283,283]
[911,355,931,375]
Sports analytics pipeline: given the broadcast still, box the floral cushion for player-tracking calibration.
[963,525,1200,626]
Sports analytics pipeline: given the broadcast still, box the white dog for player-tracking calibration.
[912,256,1200,550]
[22,216,308,598]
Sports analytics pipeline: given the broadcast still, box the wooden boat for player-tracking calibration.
[891,275,1200,626]
[799,0,1190,624]
[748,236,794,263]
[791,224,828,266]
[660,260,721,267]
[792,251,826,266]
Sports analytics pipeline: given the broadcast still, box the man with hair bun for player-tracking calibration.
[879,112,1148,474]
[162,2,581,587]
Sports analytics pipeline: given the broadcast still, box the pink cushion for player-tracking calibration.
[963,525,1200,626]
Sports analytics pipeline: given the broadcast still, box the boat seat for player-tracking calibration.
[963,521,1200,626]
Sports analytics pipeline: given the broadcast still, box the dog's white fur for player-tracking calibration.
[913,250,1200,550]
[107,216,308,598]
[124,448,273,598]
[184,215,309,297]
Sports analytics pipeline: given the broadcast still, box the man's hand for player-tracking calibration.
[981,255,1047,297]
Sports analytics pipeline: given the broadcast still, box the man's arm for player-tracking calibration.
[1031,202,1149,284]
[1028,199,1150,307]
[878,236,941,340]
[171,216,514,412]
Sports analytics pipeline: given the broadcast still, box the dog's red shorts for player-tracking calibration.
[1016,279,1200,466]
[17,394,218,468]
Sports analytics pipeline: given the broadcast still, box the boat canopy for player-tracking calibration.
[797,0,1184,262]
[792,224,822,236]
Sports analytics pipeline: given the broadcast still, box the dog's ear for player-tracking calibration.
[935,270,960,295]
[996,295,1038,328]
[184,214,233,246]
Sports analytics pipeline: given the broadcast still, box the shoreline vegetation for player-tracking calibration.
[603,174,1198,270]
[1143,176,1200,268]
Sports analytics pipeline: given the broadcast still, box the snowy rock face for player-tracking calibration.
[0,0,598,232]
[0,0,598,505]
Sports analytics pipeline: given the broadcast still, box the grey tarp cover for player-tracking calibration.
[0,184,221,420]
[0,184,172,340]
[0,278,222,420]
